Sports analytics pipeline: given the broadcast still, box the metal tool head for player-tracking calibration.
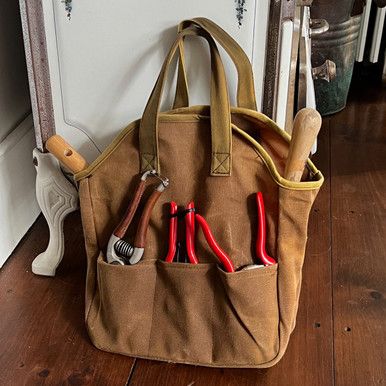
[141,170,169,191]
[140,170,155,181]
[106,234,126,265]
[148,170,169,190]
[128,248,144,265]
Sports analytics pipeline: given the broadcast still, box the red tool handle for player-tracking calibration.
[165,202,178,263]
[195,214,235,273]
[186,202,199,264]
[256,192,276,266]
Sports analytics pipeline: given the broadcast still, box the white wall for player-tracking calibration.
[40,0,270,162]
[0,1,39,267]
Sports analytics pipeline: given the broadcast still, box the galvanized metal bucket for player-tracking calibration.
[311,15,362,115]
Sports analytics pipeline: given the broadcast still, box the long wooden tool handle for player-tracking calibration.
[45,135,88,174]
[284,108,322,182]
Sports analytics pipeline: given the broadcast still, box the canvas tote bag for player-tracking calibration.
[75,18,324,368]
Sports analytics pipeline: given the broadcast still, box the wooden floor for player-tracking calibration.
[0,84,385,386]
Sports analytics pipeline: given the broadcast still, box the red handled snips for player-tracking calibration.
[164,202,235,272]
[256,192,276,266]
[163,192,275,271]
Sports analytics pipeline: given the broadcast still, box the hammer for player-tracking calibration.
[284,108,322,182]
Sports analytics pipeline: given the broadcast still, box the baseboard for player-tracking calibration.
[0,114,40,267]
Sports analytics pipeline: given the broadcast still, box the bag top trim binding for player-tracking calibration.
[75,106,323,191]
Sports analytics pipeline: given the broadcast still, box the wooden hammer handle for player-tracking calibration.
[284,108,322,182]
[45,135,88,174]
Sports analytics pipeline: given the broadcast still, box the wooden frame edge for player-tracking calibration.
[20,0,55,151]
[262,0,295,119]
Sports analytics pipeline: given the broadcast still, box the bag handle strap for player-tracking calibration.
[140,27,232,176]
[173,18,257,111]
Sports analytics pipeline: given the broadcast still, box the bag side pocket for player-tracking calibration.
[213,264,279,365]
[87,253,157,356]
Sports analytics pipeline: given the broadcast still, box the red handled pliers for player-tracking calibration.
[256,192,276,266]
[164,193,275,270]
[164,202,235,272]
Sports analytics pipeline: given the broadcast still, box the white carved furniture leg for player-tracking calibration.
[32,148,78,276]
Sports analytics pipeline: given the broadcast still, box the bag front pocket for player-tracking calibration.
[87,253,157,356]
[148,260,216,364]
[212,264,279,365]
[89,254,279,367]
[148,260,279,367]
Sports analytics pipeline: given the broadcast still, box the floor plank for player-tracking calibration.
[128,120,334,386]
[330,85,386,386]
[0,213,135,386]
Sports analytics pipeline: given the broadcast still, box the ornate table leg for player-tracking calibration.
[32,148,78,276]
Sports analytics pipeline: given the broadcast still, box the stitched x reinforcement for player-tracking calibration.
[212,152,230,175]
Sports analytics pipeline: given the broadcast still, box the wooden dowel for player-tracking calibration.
[45,135,88,174]
[284,108,322,182]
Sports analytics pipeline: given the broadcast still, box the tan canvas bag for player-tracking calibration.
[75,18,324,368]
